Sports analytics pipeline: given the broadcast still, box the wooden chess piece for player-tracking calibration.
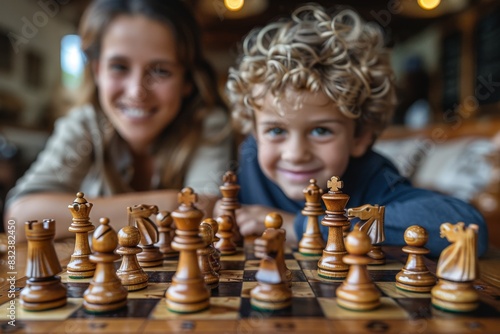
[264,212,292,284]
[165,187,210,313]
[20,219,67,311]
[219,171,242,244]
[116,225,149,291]
[348,204,386,265]
[431,222,479,312]
[198,222,219,289]
[250,228,292,311]
[128,204,163,267]
[336,226,381,311]
[299,179,325,256]
[317,176,349,279]
[214,215,237,255]
[396,225,436,292]
[84,218,128,313]
[66,192,96,278]
[202,218,221,273]
[156,210,178,258]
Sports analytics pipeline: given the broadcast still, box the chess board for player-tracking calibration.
[2,243,500,334]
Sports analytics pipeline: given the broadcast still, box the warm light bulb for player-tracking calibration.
[224,0,244,12]
[418,0,441,10]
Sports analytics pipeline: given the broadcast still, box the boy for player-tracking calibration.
[224,3,488,257]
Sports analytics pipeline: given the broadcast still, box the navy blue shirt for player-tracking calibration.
[237,136,488,258]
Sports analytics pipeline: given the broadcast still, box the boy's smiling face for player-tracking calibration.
[254,89,372,200]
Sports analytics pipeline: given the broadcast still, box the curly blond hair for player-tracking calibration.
[226,3,396,136]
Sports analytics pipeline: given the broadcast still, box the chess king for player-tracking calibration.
[431,222,480,312]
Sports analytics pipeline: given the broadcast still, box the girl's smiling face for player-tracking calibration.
[254,89,372,200]
[94,14,191,153]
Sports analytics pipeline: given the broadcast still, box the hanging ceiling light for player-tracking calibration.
[418,0,441,10]
[224,0,244,12]
[198,0,268,19]
[401,0,469,18]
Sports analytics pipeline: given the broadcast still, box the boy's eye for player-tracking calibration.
[310,127,332,136]
[265,127,286,137]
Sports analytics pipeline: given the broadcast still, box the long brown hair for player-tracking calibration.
[77,0,230,188]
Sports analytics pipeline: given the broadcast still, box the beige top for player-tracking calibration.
[6,104,232,205]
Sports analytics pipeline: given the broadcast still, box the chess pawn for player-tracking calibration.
[396,225,436,292]
[66,192,96,278]
[198,223,219,289]
[20,219,67,311]
[431,223,479,312]
[116,225,149,291]
[317,176,350,279]
[214,215,237,255]
[84,218,128,313]
[264,212,292,284]
[202,218,221,273]
[156,210,178,258]
[336,227,381,311]
[219,171,242,244]
[166,187,210,313]
[298,179,325,256]
[251,228,292,311]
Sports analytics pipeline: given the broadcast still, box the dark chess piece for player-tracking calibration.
[20,219,67,311]
[336,226,381,311]
[431,222,480,312]
[317,176,349,279]
[116,225,149,291]
[156,210,178,258]
[299,179,325,256]
[66,192,96,278]
[83,218,128,313]
[250,228,292,311]
[165,187,210,313]
[396,225,436,292]
[128,204,164,267]
[202,217,221,273]
[198,222,219,289]
[214,215,237,255]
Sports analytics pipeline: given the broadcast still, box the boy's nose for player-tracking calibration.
[281,137,312,163]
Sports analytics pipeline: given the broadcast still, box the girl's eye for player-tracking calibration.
[311,127,332,136]
[150,66,172,78]
[109,63,128,72]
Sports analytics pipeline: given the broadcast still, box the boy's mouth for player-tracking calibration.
[277,168,321,183]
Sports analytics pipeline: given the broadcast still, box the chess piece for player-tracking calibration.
[317,176,349,279]
[336,226,381,311]
[128,204,163,267]
[165,187,210,313]
[116,225,149,291]
[396,225,436,292]
[66,192,96,278]
[84,218,128,313]
[214,215,237,255]
[156,210,178,258]
[298,179,325,256]
[202,217,221,273]
[348,204,386,265]
[264,212,292,284]
[250,228,292,311]
[20,219,67,311]
[431,222,479,312]
[198,222,219,289]
[219,171,242,244]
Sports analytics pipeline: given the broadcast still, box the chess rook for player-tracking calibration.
[84,218,128,313]
[116,225,149,291]
[299,179,325,256]
[20,219,67,311]
[396,225,436,292]
[129,204,163,267]
[431,222,480,312]
[336,226,381,311]
[66,192,96,278]
[166,187,210,313]
[317,176,349,279]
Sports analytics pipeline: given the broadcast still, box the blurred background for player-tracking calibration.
[1,0,500,234]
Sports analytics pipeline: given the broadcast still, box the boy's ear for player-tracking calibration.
[351,128,374,158]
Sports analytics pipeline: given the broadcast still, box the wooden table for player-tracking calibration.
[1,234,500,333]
